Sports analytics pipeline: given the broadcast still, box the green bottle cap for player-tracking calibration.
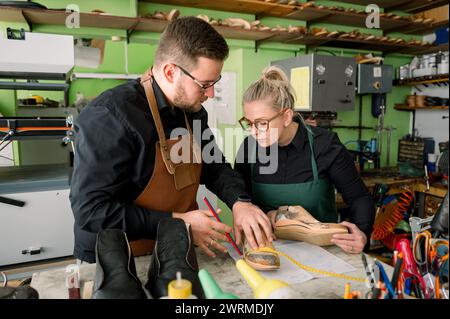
[198,269,239,299]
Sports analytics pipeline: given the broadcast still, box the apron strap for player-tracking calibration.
[306,126,319,181]
[141,68,193,137]
[249,137,257,177]
[140,68,199,171]
[140,69,169,150]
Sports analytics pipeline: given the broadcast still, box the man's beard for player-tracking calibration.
[173,82,201,113]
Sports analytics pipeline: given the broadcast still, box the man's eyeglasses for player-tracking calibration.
[239,111,284,132]
[175,64,221,90]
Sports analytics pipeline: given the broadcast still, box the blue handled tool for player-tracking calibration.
[375,260,396,298]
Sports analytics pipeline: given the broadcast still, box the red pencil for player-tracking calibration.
[203,197,243,256]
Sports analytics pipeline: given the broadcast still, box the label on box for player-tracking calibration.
[373,67,382,77]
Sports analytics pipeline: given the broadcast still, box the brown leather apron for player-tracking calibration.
[129,70,202,256]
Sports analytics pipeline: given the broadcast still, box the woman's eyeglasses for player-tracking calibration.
[239,111,284,132]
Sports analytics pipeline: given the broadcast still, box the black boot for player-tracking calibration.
[92,229,147,299]
[145,218,205,299]
[0,286,39,299]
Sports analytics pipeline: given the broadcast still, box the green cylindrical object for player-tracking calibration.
[198,269,239,299]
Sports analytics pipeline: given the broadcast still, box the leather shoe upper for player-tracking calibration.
[146,218,204,299]
[92,229,147,299]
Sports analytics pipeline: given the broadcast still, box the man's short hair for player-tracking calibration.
[154,16,229,70]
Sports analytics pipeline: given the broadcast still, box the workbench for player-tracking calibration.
[336,175,447,217]
[30,245,392,299]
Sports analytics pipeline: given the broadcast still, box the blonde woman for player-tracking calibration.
[234,66,375,253]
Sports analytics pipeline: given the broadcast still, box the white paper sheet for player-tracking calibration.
[202,72,236,125]
[225,240,356,285]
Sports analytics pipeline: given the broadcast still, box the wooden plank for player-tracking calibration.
[135,17,168,32]
[395,104,449,111]
[293,7,409,31]
[397,0,449,13]
[324,36,411,53]
[423,4,449,22]
[285,7,329,22]
[415,182,448,197]
[213,25,274,41]
[401,43,449,55]
[329,0,410,9]
[400,20,449,35]
[0,6,28,24]
[140,0,294,16]
[334,0,446,12]
[361,176,418,188]
[396,75,449,86]
[257,31,305,46]
[283,34,331,47]
[22,8,137,30]
[141,1,427,35]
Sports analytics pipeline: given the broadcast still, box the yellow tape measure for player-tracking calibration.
[258,247,367,283]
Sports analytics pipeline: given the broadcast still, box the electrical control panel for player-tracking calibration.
[357,64,393,94]
[271,54,356,112]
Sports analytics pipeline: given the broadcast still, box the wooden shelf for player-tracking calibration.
[281,34,447,55]
[334,0,449,13]
[142,0,444,35]
[0,6,138,30]
[0,6,446,55]
[395,104,449,110]
[397,43,449,55]
[401,20,449,35]
[395,74,449,86]
[141,0,296,16]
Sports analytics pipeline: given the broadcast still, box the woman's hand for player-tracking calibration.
[331,221,367,254]
[232,202,274,250]
[267,210,278,229]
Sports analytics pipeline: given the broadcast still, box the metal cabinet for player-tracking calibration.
[0,165,74,266]
[271,54,357,112]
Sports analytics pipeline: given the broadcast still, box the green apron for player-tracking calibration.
[251,125,338,223]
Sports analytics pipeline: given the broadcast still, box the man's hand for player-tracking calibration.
[331,221,367,254]
[232,201,274,250]
[173,209,232,258]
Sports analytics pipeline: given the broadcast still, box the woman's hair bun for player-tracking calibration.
[261,66,289,82]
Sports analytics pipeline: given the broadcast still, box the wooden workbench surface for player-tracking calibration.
[30,245,392,299]
[336,176,447,209]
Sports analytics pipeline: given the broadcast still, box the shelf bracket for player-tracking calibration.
[126,19,140,44]
[255,34,278,53]
[255,39,262,53]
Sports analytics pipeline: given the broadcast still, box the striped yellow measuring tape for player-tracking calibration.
[258,247,367,283]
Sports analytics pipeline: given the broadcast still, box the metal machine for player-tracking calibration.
[0,30,75,266]
[357,64,393,94]
[271,54,356,112]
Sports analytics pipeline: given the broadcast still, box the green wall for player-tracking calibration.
[0,1,415,225]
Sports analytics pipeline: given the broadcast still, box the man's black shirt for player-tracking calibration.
[70,78,249,262]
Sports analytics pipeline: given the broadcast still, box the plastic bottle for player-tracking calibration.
[160,272,197,299]
[198,268,239,299]
[235,259,297,299]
